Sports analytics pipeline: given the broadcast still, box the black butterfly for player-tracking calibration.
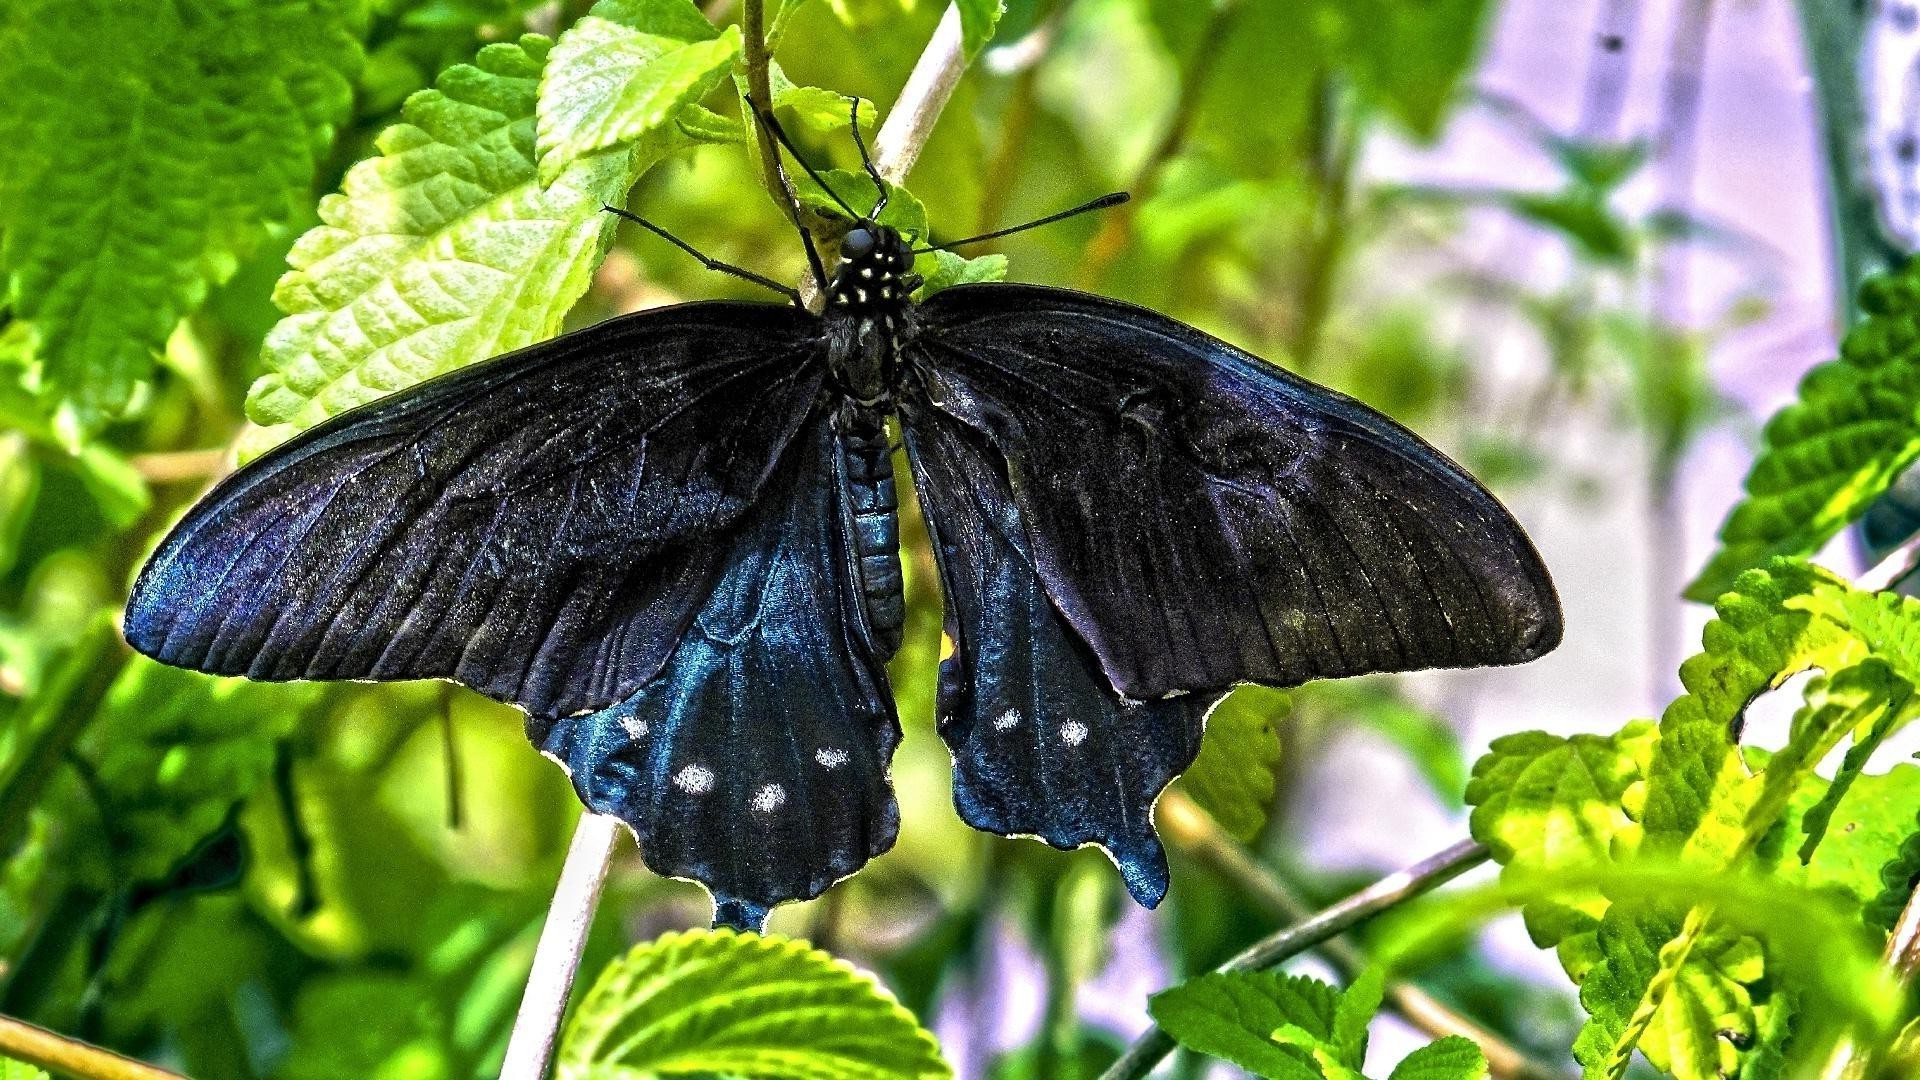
[123,112,1560,931]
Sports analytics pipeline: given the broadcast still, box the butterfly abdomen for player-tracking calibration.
[835,404,904,658]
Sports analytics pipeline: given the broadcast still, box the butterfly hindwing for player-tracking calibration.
[124,303,824,719]
[902,397,1216,905]
[907,283,1562,701]
[531,406,901,930]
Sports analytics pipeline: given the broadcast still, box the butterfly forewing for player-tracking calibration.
[125,303,824,719]
[905,283,1562,701]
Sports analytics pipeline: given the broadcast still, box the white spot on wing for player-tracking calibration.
[816,747,849,769]
[674,764,714,795]
[751,783,787,813]
[1060,720,1089,746]
[619,715,649,739]
[993,708,1022,731]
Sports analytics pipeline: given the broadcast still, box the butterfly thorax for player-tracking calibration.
[824,222,917,407]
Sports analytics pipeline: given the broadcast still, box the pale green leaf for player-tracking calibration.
[0,1058,50,1080]
[1386,1038,1488,1080]
[1573,559,1920,1078]
[1465,720,1655,951]
[0,0,360,442]
[537,2,740,183]
[1179,685,1288,840]
[1775,764,1920,931]
[957,0,1007,60]
[1688,267,1920,600]
[556,928,950,1080]
[245,36,663,453]
[776,83,878,135]
[1147,970,1339,1080]
[912,250,1009,301]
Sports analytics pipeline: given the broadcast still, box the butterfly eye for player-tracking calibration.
[841,227,877,259]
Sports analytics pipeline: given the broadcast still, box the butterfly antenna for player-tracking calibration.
[847,98,888,218]
[755,106,865,220]
[912,192,1130,253]
[601,205,804,306]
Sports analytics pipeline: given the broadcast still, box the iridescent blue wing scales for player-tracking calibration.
[531,405,900,929]
[901,398,1215,905]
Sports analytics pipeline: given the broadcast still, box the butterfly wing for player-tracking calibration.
[907,283,1561,701]
[125,302,824,719]
[901,397,1215,906]
[531,406,900,930]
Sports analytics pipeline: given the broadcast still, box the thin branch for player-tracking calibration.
[1158,794,1572,1080]
[1099,839,1489,1080]
[740,0,795,220]
[0,1013,186,1080]
[128,448,227,484]
[1857,528,1920,592]
[874,4,968,185]
[500,812,622,1080]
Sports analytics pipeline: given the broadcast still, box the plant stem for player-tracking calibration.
[739,0,793,218]
[874,4,968,185]
[1157,794,1572,1080]
[1857,527,1920,592]
[1794,0,1905,324]
[1098,839,1489,1080]
[0,1013,185,1080]
[500,812,621,1080]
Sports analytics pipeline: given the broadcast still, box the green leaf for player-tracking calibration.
[0,0,360,443]
[1868,806,1920,934]
[1502,191,1635,264]
[78,657,321,882]
[776,83,878,134]
[245,34,678,453]
[1179,685,1288,840]
[1385,1037,1488,1080]
[537,2,740,184]
[556,928,950,1080]
[957,0,1007,60]
[1576,560,1920,1077]
[1775,764,1920,931]
[1332,0,1495,141]
[1465,720,1656,950]
[1147,970,1340,1080]
[0,1058,50,1080]
[912,250,1009,301]
[1687,264,1920,600]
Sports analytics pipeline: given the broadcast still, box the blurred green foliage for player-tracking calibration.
[0,0,1915,1078]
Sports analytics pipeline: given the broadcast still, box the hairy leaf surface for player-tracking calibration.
[0,0,360,442]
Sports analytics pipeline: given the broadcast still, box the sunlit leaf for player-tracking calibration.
[1179,685,1287,840]
[1385,1038,1488,1080]
[1688,266,1920,600]
[557,928,950,1080]
[537,1,741,183]
[245,34,704,454]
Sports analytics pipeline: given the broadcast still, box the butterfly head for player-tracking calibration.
[827,222,917,314]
